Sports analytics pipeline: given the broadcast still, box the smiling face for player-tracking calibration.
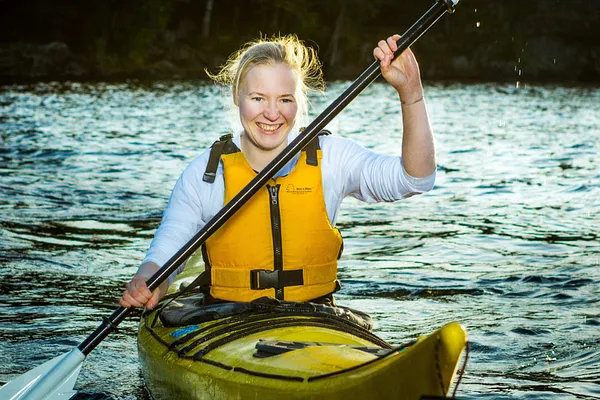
[237,63,298,161]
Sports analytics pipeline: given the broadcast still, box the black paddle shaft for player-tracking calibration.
[78,0,458,356]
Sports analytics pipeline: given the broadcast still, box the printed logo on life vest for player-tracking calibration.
[285,184,314,194]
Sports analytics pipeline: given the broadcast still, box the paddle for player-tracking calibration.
[1,1,459,398]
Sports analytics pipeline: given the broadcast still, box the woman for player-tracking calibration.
[120,33,435,310]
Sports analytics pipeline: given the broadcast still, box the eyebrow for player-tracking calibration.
[248,92,295,98]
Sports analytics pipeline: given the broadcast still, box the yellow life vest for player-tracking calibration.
[193,134,343,302]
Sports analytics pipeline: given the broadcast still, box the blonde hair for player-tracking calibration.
[207,34,324,125]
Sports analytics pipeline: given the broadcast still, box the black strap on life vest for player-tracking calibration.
[203,133,236,183]
[202,130,330,183]
[250,269,304,291]
[172,244,211,296]
[304,128,330,166]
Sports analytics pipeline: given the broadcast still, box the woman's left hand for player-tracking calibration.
[373,34,423,102]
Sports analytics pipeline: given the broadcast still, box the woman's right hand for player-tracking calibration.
[119,263,169,310]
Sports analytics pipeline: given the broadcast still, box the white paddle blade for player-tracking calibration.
[0,348,85,400]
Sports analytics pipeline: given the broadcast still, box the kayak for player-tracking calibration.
[137,286,468,400]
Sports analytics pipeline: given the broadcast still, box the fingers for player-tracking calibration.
[373,40,391,63]
[146,290,161,310]
[373,34,401,61]
[386,34,400,53]
[119,276,154,309]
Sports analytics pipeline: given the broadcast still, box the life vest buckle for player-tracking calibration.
[250,269,304,290]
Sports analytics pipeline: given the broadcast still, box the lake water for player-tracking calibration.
[0,79,599,399]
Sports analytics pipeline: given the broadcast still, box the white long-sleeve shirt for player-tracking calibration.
[143,132,436,283]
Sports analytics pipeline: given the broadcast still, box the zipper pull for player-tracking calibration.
[268,185,279,205]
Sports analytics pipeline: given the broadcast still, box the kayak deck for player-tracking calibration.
[138,294,468,399]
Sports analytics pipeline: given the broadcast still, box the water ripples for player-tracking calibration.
[1,81,599,398]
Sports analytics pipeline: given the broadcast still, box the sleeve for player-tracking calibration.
[142,150,216,284]
[322,136,436,203]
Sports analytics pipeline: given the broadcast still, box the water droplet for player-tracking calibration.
[476,21,481,28]
[519,69,522,76]
[554,59,556,64]
[516,81,520,88]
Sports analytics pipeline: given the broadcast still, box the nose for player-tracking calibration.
[263,101,280,121]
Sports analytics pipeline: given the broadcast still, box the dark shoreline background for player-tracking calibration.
[1,0,599,84]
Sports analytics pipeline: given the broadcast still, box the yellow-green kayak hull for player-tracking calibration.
[138,302,467,400]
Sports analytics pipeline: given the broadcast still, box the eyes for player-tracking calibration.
[250,96,295,104]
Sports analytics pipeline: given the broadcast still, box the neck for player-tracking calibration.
[240,134,286,172]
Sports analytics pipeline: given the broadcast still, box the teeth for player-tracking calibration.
[258,123,280,132]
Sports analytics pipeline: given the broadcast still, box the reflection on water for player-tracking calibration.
[1,80,599,399]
